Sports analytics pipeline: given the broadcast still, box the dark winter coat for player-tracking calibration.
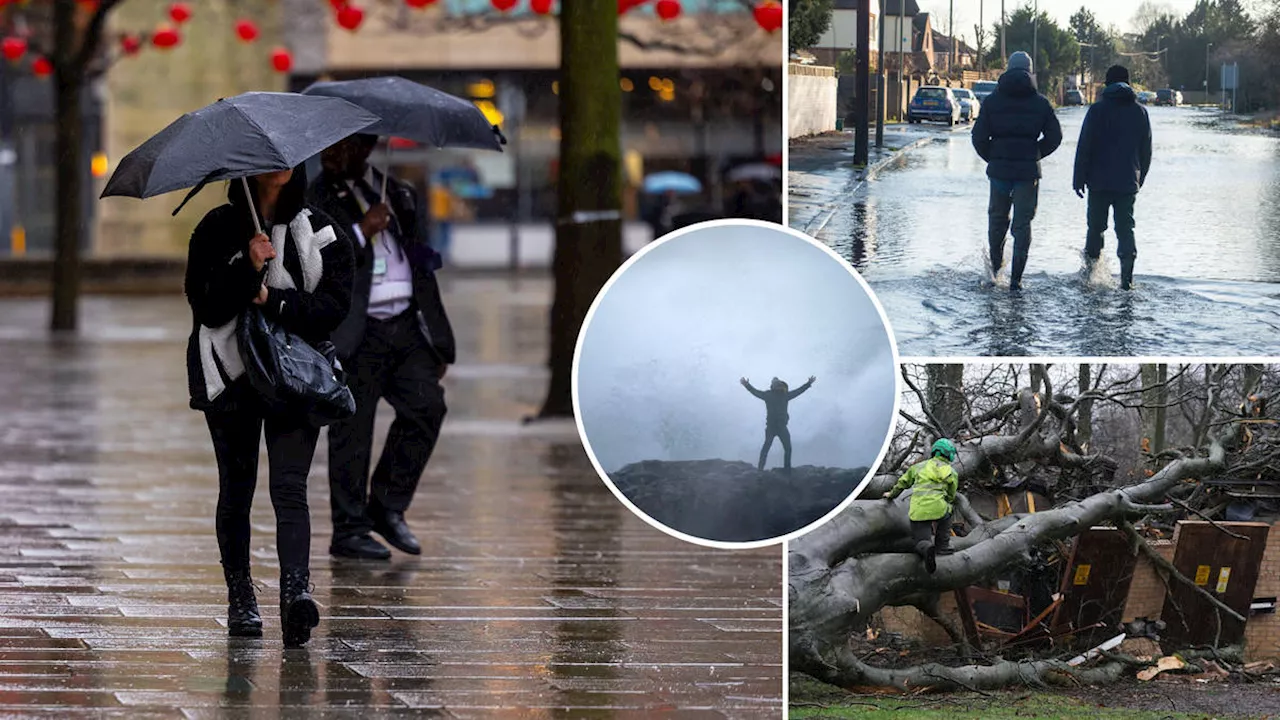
[307,168,456,366]
[745,381,814,429]
[971,68,1063,181]
[184,169,355,411]
[1072,82,1153,194]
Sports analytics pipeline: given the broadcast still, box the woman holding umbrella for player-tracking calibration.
[185,167,353,648]
[103,91,376,648]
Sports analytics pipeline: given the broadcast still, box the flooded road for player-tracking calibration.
[812,108,1280,356]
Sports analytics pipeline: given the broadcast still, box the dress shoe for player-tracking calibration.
[372,510,421,555]
[329,533,391,560]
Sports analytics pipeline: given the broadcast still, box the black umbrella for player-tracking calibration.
[101,91,380,232]
[302,76,505,200]
[302,76,505,151]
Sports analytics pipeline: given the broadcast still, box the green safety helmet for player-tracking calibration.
[931,438,957,461]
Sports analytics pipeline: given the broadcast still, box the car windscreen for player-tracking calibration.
[916,88,947,100]
[973,82,997,92]
[953,90,972,98]
[1157,90,1172,98]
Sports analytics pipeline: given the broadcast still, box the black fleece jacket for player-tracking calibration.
[184,169,354,410]
[972,68,1063,181]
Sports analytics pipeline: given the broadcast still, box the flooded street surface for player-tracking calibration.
[808,108,1280,356]
[0,279,781,717]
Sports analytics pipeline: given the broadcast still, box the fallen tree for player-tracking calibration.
[790,363,1271,692]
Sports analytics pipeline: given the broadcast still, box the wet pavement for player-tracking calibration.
[793,108,1280,356]
[0,278,782,718]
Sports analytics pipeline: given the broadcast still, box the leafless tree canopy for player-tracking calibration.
[791,363,1276,692]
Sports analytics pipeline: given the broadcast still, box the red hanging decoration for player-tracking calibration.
[388,137,418,149]
[655,0,680,20]
[618,0,647,13]
[336,4,365,31]
[270,47,293,73]
[31,56,52,77]
[753,1,783,32]
[405,0,437,7]
[168,2,192,24]
[491,0,518,12]
[1,36,27,62]
[530,0,553,14]
[235,18,259,42]
[152,25,181,49]
[119,34,142,56]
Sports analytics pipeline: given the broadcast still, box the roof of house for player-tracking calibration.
[835,0,919,13]
[931,30,977,55]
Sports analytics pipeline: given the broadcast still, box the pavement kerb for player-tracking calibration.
[799,133,939,238]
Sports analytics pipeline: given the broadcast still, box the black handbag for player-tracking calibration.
[237,305,356,427]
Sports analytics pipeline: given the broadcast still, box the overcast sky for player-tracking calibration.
[915,0,1208,45]
[576,225,897,474]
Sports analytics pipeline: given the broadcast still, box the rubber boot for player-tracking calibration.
[280,568,319,648]
[1010,254,1028,292]
[1120,258,1135,290]
[224,567,262,638]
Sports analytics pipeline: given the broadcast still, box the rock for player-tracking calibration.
[608,459,869,542]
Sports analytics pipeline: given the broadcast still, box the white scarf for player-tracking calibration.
[198,209,337,402]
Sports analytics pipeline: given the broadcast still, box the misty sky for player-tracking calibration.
[575,225,897,474]
[917,0,1206,45]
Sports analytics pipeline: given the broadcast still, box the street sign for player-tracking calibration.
[1221,62,1239,91]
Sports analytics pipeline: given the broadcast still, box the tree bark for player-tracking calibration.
[1077,364,1093,450]
[926,364,964,438]
[50,0,81,332]
[537,1,623,419]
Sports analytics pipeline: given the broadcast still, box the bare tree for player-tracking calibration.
[790,363,1269,691]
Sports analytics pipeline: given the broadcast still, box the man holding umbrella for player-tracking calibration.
[302,76,504,561]
[309,134,454,560]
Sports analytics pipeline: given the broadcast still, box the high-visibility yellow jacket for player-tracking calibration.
[887,456,958,521]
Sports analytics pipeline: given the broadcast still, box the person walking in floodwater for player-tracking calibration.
[882,438,959,574]
[972,51,1063,292]
[1073,64,1153,291]
[740,375,815,472]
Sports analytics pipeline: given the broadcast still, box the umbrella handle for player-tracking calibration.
[240,177,264,236]
[380,143,390,202]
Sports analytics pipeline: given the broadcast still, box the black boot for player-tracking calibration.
[280,568,319,648]
[1120,258,1135,290]
[224,567,262,638]
[1010,254,1028,292]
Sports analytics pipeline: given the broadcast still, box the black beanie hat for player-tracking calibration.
[1105,65,1130,84]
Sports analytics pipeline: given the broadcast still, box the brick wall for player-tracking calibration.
[1245,528,1280,661]
[788,63,837,139]
[1121,541,1174,622]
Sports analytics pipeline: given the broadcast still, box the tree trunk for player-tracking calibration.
[926,364,964,438]
[1077,363,1093,450]
[50,0,82,332]
[537,1,623,418]
[1140,364,1168,468]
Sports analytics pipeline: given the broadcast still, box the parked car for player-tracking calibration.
[952,87,980,122]
[1064,89,1084,106]
[1155,88,1180,106]
[972,80,998,103]
[1137,90,1157,104]
[907,86,962,126]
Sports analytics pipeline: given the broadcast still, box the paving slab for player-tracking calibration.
[0,277,782,718]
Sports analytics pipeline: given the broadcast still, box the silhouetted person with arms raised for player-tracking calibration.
[740,375,815,472]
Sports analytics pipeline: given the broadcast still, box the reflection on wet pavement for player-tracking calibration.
[0,277,782,717]
[808,109,1280,356]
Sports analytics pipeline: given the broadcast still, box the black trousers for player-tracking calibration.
[205,384,320,571]
[910,512,954,555]
[758,424,792,470]
[328,310,447,541]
